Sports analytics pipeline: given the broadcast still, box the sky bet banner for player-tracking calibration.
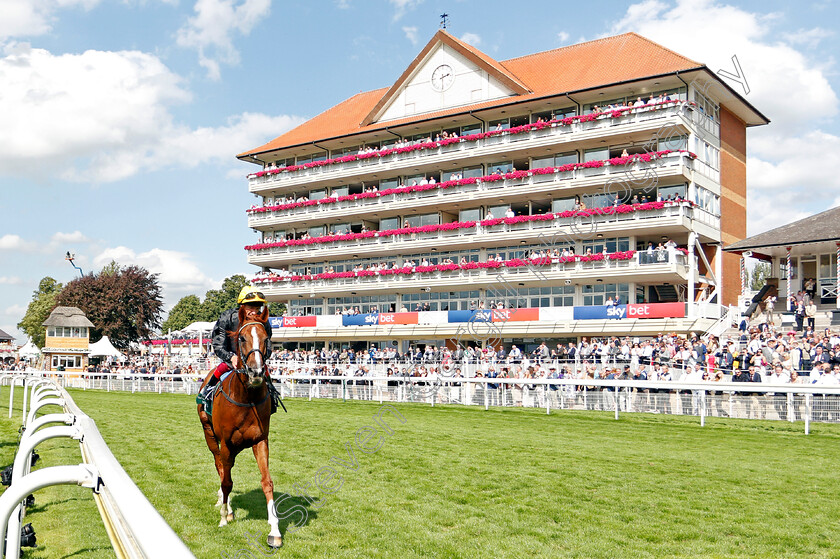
[572,302,685,320]
[271,302,686,328]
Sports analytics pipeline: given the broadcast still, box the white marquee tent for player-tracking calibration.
[18,340,40,358]
[182,321,215,334]
[89,336,123,358]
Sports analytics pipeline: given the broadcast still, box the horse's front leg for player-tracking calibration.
[253,439,282,548]
[218,444,235,527]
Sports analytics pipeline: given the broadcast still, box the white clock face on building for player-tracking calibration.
[430,64,454,92]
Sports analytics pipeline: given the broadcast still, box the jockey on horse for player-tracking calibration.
[198,285,274,405]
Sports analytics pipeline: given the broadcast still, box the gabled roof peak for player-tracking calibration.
[360,29,531,126]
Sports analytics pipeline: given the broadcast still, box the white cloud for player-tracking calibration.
[0,277,24,286]
[176,0,271,80]
[3,304,26,317]
[607,0,840,235]
[402,26,418,45]
[0,43,303,183]
[0,234,38,252]
[92,246,216,303]
[334,0,350,8]
[557,31,570,43]
[607,0,837,136]
[781,27,833,49]
[388,0,423,21]
[460,32,481,47]
[0,43,189,176]
[50,231,91,244]
[0,0,101,41]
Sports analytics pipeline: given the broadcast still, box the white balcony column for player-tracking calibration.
[740,254,747,295]
[786,246,792,312]
[715,243,722,304]
[687,232,697,317]
[836,242,840,310]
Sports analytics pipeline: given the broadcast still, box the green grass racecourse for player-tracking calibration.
[2,389,840,558]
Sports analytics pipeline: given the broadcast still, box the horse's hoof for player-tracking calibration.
[226,512,235,522]
[218,519,227,527]
[267,535,283,548]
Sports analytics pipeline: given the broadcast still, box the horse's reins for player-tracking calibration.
[217,320,286,412]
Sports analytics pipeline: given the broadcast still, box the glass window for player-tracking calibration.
[64,327,72,337]
[463,165,483,179]
[331,186,349,198]
[531,155,553,169]
[582,283,629,306]
[531,111,552,123]
[331,223,351,234]
[782,257,799,280]
[555,152,577,167]
[584,148,608,162]
[553,107,576,119]
[379,217,400,231]
[488,161,513,175]
[309,189,326,201]
[459,208,481,222]
[819,255,833,280]
[658,184,686,201]
[552,197,576,213]
[461,124,482,136]
[309,225,326,237]
[487,205,508,220]
[658,134,688,151]
[552,285,575,307]
[489,118,509,131]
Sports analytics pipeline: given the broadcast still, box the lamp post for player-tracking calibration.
[65,252,83,277]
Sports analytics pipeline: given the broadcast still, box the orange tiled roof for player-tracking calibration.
[238,32,702,158]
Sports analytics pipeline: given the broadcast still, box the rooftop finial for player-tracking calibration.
[440,13,449,29]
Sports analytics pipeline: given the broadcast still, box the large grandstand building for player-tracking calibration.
[238,31,767,350]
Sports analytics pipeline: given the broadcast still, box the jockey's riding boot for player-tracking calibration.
[200,375,219,403]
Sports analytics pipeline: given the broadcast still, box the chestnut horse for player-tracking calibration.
[197,305,282,548]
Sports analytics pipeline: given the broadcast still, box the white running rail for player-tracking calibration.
[0,374,195,559]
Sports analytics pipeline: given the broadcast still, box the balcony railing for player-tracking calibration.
[247,101,696,190]
[246,201,714,260]
[247,151,695,227]
[252,251,689,294]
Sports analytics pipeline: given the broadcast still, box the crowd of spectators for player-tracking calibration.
[265,321,840,384]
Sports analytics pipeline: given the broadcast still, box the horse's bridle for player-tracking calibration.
[235,320,272,373]
[215,320,272,409]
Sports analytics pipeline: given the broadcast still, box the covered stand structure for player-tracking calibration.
[725,205,840,321]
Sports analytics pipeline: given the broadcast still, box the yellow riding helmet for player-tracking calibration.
[237,285,267,305]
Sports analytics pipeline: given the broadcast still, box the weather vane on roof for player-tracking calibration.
[440,13,449,29]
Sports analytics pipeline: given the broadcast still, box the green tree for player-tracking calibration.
[750,262,772,291]
[201,275,249,321]
[57,264,163,349]
[17,277,63,348]
[161,294,203,333]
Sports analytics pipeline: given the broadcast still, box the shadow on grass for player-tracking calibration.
[58,546,113,559]
[24,495,88,514]
[237,489,318,535]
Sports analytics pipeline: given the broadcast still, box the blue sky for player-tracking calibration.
[1,0,839,342]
